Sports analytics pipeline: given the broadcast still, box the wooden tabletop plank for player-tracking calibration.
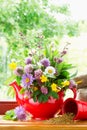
[0,116,87,130]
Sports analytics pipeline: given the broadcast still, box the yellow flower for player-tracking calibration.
[61,80,70,87]
[33,87,38,91]
[40,75,48,82]
[51,83,59,92]
[9,62,17,70]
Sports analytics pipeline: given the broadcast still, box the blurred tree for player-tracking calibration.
[0,0,80,85]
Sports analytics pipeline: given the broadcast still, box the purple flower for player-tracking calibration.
[62,50,67,54]
[41,86,48,95]
[54,57,63,64]
[25,57,32,64]
[69,80,77,89]
[24,64,33,73]
[34,69,43,80]
[14,106,26,121]
[61,50,67,57]
[14,67,24,76]
[22,73,34,88]
[40,58,50,67]
[57,57,63,63]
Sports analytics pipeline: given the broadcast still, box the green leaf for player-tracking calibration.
[70,69,78,78]
[7,87,15,98]
[19,88,25,94]
[56,62,64,74]
[62,63,74,70]
[33,90,41,102]
[61,71,70,79]
[38,94,43,103]
[50,91,58,99]
[34,90,41,95]
[16,76,21,86]
[33,95,37,102]
[38,94,48,103]
[46,73,56,79]
[42,95,48,103]
[3,109,17,121]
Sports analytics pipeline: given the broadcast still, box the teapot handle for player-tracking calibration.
[70,87,77,99]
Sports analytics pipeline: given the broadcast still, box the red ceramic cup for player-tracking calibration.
[62,98,87,120]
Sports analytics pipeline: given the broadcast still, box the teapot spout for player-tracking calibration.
[9,81,22,94]
[9,81,24,104]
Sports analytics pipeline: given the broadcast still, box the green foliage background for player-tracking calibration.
[0,0,80,99]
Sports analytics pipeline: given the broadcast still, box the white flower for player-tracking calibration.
[45,66,56,76]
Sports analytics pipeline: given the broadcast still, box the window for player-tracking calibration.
[0,0,87,104]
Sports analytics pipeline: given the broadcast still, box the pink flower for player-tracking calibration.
[34,69,43,80]
[24,64,33,73]
[41,86,48,95]
[14,67,23,76]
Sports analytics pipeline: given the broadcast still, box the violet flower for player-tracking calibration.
[25,57,32,64]
[41,86,48,95]
[14,67,24,76]
[40,58,50,67]
[14,106,26,121]
[22,73,34,88]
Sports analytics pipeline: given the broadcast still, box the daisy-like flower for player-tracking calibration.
[22,73,34,88]
[40,75,48,82]
[9,62,17,70]
[40,58,50,67]
[14,106,26,121]
[51,83,59,92]
[61,80,70,87]
[45,66,56,76]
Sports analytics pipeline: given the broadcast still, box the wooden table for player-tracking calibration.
[0,116,87,130]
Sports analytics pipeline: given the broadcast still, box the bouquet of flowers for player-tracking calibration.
[3,40,78,121]
[8,42,77,103]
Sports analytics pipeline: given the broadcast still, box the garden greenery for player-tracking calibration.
[0,0,79,97]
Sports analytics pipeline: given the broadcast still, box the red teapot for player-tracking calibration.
[9,81,76,120]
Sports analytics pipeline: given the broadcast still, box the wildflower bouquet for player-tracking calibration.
[9,42,77,103]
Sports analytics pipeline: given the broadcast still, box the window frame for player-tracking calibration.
[0,101,18,115]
